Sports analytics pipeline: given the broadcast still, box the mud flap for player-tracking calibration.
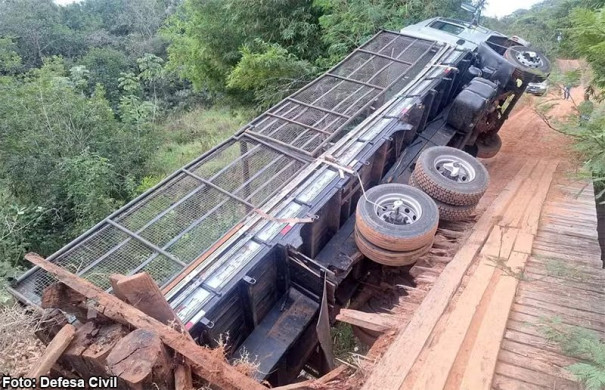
[316,274,335,372]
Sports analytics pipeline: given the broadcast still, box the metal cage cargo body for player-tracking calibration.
[11,19,549,386]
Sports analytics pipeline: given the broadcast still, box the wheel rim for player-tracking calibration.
[434,155,476,183]
[514,49,544,69]
[374,194,422,225]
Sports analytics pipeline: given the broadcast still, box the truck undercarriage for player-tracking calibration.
[11,19,550,386]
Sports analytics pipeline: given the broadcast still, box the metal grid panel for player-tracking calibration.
[14,137,306,302]
[13,30,439,304]
[247,31,437,155]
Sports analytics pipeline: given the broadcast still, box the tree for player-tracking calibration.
[0,58,156,257]
[568,6,605,86]
[163,0,323,94]
[0,0,86,68]
[80,47,134,104]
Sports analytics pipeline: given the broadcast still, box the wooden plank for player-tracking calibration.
[517,278,605,303]
[404,227,507,390]
[361,160,539,390]
[514,296,605,324]
[458,252,530,390]
[522,269,605,293]
[499,161,547,228]
[27,324,76,379]
[492,374,548,390]
[336,309,399,332]
[113,273,188,334]
[500,339,578,375]
[24,252,266,390]
[498,350,578,385]
[510,309,605,336]
[517,285,605,315]
[495,362,581,389]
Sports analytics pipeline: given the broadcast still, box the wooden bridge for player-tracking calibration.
[359,159,605,390]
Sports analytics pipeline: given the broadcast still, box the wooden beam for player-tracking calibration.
[336,309,399,332]
[25,253,266,390]
[272,365,348,390]
[361,160,538,390]
[458,251,530,390]
[111,273,194,389]
[27,324,76,380]
[106,329,174,390]
[112,272,188,334]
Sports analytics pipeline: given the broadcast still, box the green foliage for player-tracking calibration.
[163,0,323,99]
[227,41,316,108]
[0,57,156,260]
[79,47,134,104]
[540,317,605,390]
[568,7,605,87]
[314,0,465,64]
[0,38,22,74]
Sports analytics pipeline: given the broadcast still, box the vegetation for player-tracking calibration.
[539,317,605,390]
[1,0,483,301]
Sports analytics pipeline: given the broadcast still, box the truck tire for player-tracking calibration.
[355,184,439,252]
[354,228,433,267]
[409,176,477,222]
[503,46,551,80]
[476,133,502,159]
[412,146,489,206]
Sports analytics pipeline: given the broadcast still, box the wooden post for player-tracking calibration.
[25,253,265,390]
[106,329,173,390]
[111,273,193,390]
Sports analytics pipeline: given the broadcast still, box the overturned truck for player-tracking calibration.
[11,17,550,386]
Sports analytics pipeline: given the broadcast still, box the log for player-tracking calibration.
[27,324,76,379]
[111,273,194,390]
[61,321,129,378]
[25,252,266,390]
[112,273,187,334]
[106,329,173,390]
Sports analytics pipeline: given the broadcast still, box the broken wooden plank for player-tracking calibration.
[25,252,266,390]
[336,309,399,332]
[27,324,76,380]
[106,329,173,390]
[361,160,538,390]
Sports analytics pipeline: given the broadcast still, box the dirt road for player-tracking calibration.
[477,78,583,215]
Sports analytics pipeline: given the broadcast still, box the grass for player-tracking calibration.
[538,317,605,390]
[331,323,368,364]
[140,106,254,192]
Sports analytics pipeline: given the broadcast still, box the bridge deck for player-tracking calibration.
[360,160,605,390]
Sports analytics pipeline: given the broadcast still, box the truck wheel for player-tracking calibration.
[409,176,476,221]
[476,133,502,159]
[412,146,489,206]
[504,46,551,80]
[434,199,476,222]
[355,184,439,252]
[354,228,433,267]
